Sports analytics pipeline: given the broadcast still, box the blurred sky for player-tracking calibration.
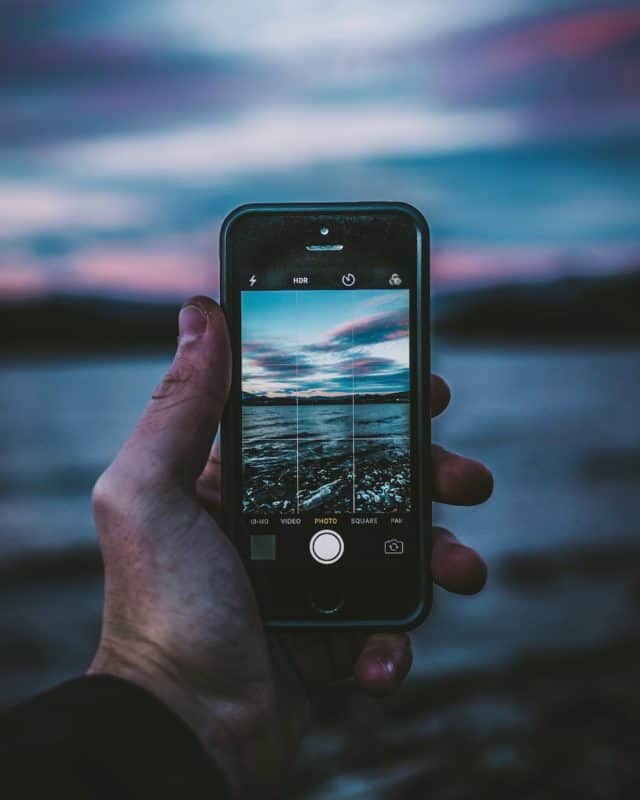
[1,0,639,300]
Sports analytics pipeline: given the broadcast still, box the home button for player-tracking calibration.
[310,583,345,616]
[309,529,344,565]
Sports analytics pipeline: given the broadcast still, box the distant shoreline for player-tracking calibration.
[1,271,639,354]
[242,393,409,406]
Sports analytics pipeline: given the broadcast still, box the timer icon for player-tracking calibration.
[341,273,356,287]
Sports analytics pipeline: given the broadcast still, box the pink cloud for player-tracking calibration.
[432,243,640,287]
[491,7,640,71]
[317,309,409,351]
[440,6,640,102]
[0,265,48,298]
[70,243,217,299]
[339,356,399,376]
[3,240,639,304]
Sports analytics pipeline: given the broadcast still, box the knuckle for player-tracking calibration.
[152,361,195,405]
[91,469,116,518]
[92,466,131,522]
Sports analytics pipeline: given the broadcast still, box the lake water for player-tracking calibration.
[242,403,410,513]
[1,343,639,794]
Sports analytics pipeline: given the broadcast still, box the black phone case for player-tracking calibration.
[220,202,431,630]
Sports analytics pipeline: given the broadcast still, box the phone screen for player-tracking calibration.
[241,287,411,518]
[222,207,428,624]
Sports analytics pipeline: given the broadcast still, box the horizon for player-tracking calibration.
[1,1,639,301]
[242,389,408,401]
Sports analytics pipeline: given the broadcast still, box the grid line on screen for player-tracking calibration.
[351,291,356,513]
[295,290,300,513]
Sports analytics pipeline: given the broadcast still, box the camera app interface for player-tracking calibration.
[241,288,411,516]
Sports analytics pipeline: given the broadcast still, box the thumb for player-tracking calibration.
[119,295,231,489]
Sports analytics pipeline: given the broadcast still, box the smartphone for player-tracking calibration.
[220,203,430,628]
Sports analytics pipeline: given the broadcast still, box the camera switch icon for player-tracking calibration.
[388,273,402,287]
[384,538,404,555]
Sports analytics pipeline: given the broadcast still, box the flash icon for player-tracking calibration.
[249,274,256,287]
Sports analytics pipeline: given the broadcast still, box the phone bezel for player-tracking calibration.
[220,202,431,630]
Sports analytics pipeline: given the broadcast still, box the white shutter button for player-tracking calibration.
[309,530,344,565]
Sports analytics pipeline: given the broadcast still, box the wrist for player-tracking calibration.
[88,638,279,799]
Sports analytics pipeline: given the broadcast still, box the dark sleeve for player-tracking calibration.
[0,675,231,799]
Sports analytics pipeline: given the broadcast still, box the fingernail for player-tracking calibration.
[379,657,395,678]
[179,304,207,340]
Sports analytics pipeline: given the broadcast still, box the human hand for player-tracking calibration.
[89,296,492,798]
